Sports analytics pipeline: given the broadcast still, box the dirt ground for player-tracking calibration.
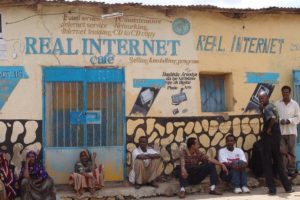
[145,185,300,200]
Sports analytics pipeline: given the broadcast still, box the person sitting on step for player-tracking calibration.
[178,137,228,198]
[218,134,250,194]
[129,136,163,189]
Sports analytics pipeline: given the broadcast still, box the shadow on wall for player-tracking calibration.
[0,120,42,177]
[126,115,262,176]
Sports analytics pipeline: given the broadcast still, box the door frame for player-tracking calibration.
[292,70,300,171]
[42,66,127,181]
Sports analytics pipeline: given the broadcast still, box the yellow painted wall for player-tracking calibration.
[0,2,300,181]
[0,4,298,119]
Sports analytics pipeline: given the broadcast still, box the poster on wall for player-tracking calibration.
[245,83,275,112]
[0,39,6,60]
[130,68,198,116]
[162,70,197,115]
[0,66,29,110]
[130,87,161,116]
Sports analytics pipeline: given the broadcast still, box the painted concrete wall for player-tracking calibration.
[126,115,261,176]
[0,2,300,182]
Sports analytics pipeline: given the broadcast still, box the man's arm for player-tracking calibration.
[264,105,278,134]
[136,154,150,160]
[136,149,160,160]
[236,149,248,169]
[149,153,161,159]
[266,117,277,134]
[218,149,230,167]
[208,157,228,174]
[288,102,300,125]
[179,150,188,178]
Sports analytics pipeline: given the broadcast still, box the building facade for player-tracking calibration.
[0,0,299,184]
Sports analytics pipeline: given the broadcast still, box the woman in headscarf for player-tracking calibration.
[69,149,104,196]
[19,151,56,200]
[0,152,17,200]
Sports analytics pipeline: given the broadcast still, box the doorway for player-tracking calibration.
[43,67,125,183]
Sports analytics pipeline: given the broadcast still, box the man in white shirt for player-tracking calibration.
[129,136,162,189]
[218,135,250,194]
[275,85,300,176]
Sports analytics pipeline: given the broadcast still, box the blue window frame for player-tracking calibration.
[293,70,300,171]
[200,74,226,112]
[0,13,2,37]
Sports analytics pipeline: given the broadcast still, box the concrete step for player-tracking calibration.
[56,174,300,200]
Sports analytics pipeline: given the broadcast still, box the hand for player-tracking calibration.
[137,154,149,160]
[181,168,188,179]
[287,154,293,165]
[241,162,248,169]
[266,128,272,135]
[221,164,229,175]
[92,152,97,160]
[280,119,286,125]
[25,157,30,164]
[33,179,41,185]
[259,103,264,111]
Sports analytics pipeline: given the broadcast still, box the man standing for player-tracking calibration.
[258,91,293,195]
[218,134,250,194]
[178,137,228,198]
[275,85,300,177]
[129,136,162,189]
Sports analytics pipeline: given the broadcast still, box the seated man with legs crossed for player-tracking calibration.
[178,137,228,198]
[218,134,250,194]
[129,136,163,189]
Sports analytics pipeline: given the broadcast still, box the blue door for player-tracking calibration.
[293,70,300,171]
[43,67,125,183]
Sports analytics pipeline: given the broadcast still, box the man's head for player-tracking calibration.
[281,85,291,102]
[139,136,148,152]
[258,91,269,105]
[225,134,236,151]
[186,137,199,150]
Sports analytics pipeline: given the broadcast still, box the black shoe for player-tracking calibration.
[286,188,295,193]
[288,173,297,180]
[209,189,222,195]
[268,190,276,195]
[148,181,159,188]
[135,184,142,189]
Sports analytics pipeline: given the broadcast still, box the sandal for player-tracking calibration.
[89,188,96,195]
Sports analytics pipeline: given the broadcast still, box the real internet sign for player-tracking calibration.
[25,37,181,65]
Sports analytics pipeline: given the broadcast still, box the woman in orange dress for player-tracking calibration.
[69,150,104,196]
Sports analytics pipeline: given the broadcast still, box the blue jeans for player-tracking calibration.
[230,169,247,187]
[221,168,248,188]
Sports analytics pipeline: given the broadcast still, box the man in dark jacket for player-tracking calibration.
[258,91,294,195]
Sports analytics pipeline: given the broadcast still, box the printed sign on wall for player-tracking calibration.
[0,66,29,110]
[245,83,275,112]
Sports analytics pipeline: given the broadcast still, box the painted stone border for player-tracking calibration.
[0,120,42,176]
[126,115,262,176]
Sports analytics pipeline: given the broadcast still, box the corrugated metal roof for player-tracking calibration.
[2,0,300,13]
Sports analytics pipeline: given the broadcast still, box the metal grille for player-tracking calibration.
[86,83,123,146]
[45,82,123,147]
[46,82,84,147]
[200,75,226,112]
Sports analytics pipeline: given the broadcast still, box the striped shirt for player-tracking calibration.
[180,149,208,166]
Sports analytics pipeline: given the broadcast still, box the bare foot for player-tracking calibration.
[76,190,82,197]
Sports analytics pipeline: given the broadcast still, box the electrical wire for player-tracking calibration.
[5,11,172,25]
